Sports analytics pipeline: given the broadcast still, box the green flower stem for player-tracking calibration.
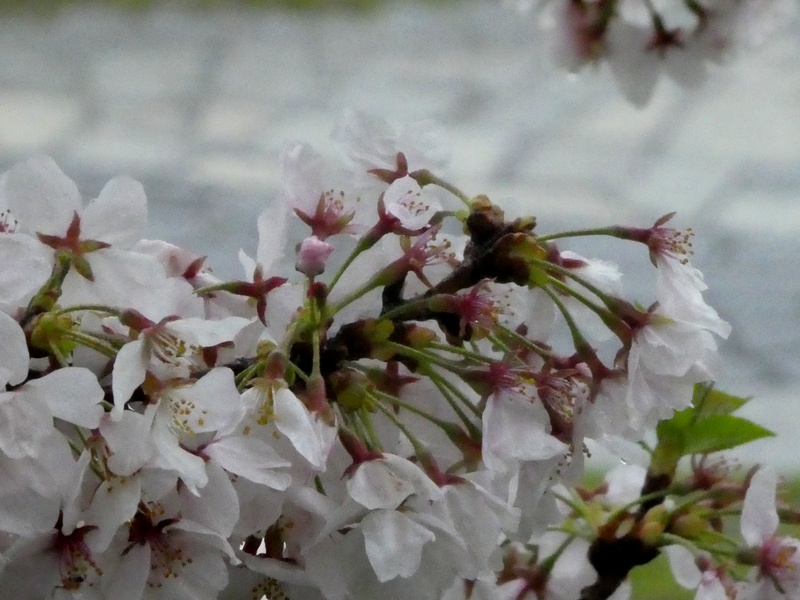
[536,226,623,243]
[420,365,482,427]
[540,286,593,358]
[235,362,262,390]
[425,365,481,418]
[377,296,436,322]
[383,340,464,372]
[412,169,472,207]
[661,532,740,559]
[371,388,471,438]
[544,275,622,336]
[49,341,71,368]
[539,534,578,575]
[192,281,237,296]
[355,405,382,451]
[326,267,396,317]
[528,257,625,326]
[327,234,381,294]
[62,329,120,358]
[284,359,309,383]
[494,326,553,361]
[605,488,672,524]
[371,396,428,457]
[53,305,122,318]
[21,252,72,327]
[426,341,494,364]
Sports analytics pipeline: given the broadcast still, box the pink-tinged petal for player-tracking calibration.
[0,234,53,308]
[256,202,289,272]
[361,510,435,582]
[205,435,291,489]
[112,339,147,419]
[383,176,441,231]
[741,467,779,546]
[0,310,29,387]
[81,175,147,246]
[23,367,104,429]
[333,110,397,171]
[273,387,335,470]
[295,235,334,277]
[279,141,326,213]
[0,156,81,236]
[102,541,150,600]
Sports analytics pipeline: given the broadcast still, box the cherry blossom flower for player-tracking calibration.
[0,156,175,321]
[332,110,451,193]
[739,467,800,599]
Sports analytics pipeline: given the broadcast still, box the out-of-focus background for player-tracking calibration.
[1,0,799,471]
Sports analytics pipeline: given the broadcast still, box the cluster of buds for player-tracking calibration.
[0,111,795,600]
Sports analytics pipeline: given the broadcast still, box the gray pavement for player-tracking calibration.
[1,2,799,465]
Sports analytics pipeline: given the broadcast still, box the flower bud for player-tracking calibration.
[295,235,334,278]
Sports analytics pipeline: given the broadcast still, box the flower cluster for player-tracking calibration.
[0,111,795,600]
[511,0,798,105]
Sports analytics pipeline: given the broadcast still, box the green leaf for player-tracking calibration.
[681,415,774,456]
[692,384,750,419]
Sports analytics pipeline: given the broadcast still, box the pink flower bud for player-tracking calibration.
[295,235,334,277]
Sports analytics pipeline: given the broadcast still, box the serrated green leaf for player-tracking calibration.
[692,384,750,419]
[681,414,774,456]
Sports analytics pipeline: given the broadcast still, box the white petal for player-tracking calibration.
[60,249,171,319]
[0,234,53,308]
[279,141,326,213]
[205,435,291,489]
[179,462,240,538]
[274,387,335,470]
[23,367,104,429]
[102,542,150,600]
[111,339,147,419]
[81,176,147,246]
[0,156,81,236]
[664,544,702,589]
[741,467,779,546]
[348,455,442,510]
[362,510,435,582]
[0,310,29,387]
[482,392,567,471]
[172,367,244,433]
[256,202,289,272]
[150,413,208,495]
[347,460,418,510]
[101,408,156,476]
[0,392,53,458]
[83,474,142,551]
[165,316,251,347]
